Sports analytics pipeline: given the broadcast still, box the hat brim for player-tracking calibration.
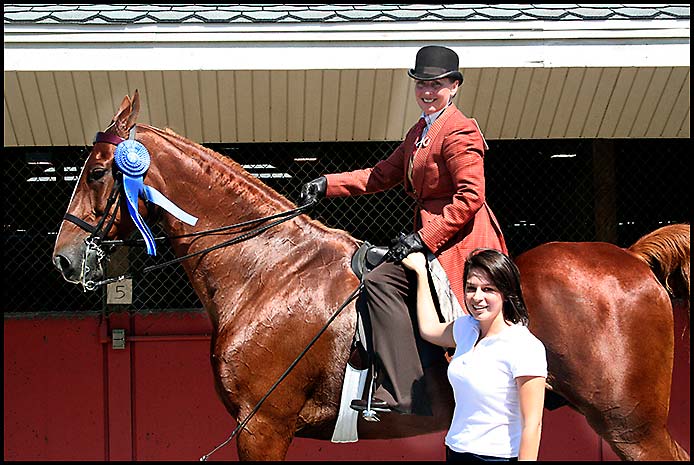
[408,69,463,84]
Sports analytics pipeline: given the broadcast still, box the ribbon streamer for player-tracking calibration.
[115,140,198,256]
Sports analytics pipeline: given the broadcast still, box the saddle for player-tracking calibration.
[350,241,389,281]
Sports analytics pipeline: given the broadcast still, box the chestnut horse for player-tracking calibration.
[52,91,689,461]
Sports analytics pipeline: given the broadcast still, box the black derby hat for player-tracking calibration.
[408,45,463,84]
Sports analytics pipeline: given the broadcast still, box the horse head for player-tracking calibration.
[52,90,168,290]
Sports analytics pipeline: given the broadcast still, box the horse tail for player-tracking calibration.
[628,223,690,313]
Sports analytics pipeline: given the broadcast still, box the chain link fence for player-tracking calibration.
[2,138,689,317]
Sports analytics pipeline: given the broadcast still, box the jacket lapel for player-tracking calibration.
[411,104,456,196]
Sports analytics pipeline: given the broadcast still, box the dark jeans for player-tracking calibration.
[446,446,518,462]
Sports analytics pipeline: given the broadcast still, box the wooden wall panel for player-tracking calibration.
[199,71,221,143]
[319,70,340,142]
[233,70,253,142]
[486,68,514,139]
[141,71,166,132]
[570,68,605,139]
[181,71,203,142]
[633,67,674,138]
[385,71,411,140]
[500,68,533,139]
[614,67,654,137]
[218,71,237,142]
[598,68,635,138]
[516,68,550,139]
[647,67,688,138]
[53,72,83,146]
[353,69,376,141]
[304,70,322,142]
[468,67,498,134]
[549,68,583,138]
[286,70,305,142]
[663,72,690,138]
[4,98,18,146]
[582,68,619,139]
[15,71,46,146]
[161,71,185,136]
[369,69,393,141]
[534,68,567,139]
[270,70,288,142]
[35,72,67,146]
[72,72,100,144]
[336,70,358,141]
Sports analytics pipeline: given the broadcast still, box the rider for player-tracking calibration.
[298,45,507,415]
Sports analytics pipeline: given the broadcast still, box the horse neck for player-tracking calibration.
[138,124,294,228]
[135,126,346,326]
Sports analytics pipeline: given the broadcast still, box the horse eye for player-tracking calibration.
[87,168,108,182]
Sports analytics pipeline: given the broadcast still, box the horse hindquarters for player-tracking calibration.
[517,242,687,461]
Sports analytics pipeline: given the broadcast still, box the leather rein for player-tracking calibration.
[63,129,314,291]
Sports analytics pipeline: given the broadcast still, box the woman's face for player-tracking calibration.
[464,268,504,324]
[414,78,458,115]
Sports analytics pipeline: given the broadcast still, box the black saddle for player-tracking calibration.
[350,242,389,281]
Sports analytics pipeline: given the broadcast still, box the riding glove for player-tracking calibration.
[389,231,425,263]
[298,176,327,207]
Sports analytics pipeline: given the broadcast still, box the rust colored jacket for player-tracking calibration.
[325,104,507,307]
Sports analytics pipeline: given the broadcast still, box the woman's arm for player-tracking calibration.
[516,375,546,461]
[401,252,455,348]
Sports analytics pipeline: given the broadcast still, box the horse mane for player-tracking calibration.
[139,123,297,212]
[628,223,690,307]
[137,123,357,242]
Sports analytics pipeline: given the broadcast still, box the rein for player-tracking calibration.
[85,205,313,290]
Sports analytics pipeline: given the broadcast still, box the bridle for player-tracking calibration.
[63,130,126,291]
[63,127,314,291]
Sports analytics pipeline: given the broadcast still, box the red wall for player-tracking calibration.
[4,305,689,461]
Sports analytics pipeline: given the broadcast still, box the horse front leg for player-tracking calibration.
[235,412,298,461]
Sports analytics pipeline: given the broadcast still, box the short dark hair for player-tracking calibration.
[463,248,530,326]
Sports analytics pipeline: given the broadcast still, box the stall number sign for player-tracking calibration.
[107,279,133,305]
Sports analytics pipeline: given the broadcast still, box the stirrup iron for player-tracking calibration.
[361,369,380,422]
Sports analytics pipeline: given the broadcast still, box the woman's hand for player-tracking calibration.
[401,251,427,274]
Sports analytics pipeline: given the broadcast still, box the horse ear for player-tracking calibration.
[111,90,141,139]
[126,90,141,130]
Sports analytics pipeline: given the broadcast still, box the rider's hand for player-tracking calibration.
[298,176,327,207]
[388,231,425,263]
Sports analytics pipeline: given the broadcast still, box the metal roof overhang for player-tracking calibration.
[4,19,690,146]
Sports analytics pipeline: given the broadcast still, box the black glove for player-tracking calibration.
[388,231,425,263]
[298,176,327,207]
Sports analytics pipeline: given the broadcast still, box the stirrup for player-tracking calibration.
[361,367,381,422]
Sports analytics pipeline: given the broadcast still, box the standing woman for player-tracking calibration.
[297,45,507,415]
[402,248,547,461]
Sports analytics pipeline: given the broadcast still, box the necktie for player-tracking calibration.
[408,117,427,187]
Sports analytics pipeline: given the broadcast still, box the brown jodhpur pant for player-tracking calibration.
[359,260,445,415]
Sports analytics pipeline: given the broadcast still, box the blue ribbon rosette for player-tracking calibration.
[114,140,198,256]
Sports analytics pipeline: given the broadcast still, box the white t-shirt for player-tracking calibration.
[445,315,547,458]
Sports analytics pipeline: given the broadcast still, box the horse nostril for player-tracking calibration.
[54,255,72,275]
